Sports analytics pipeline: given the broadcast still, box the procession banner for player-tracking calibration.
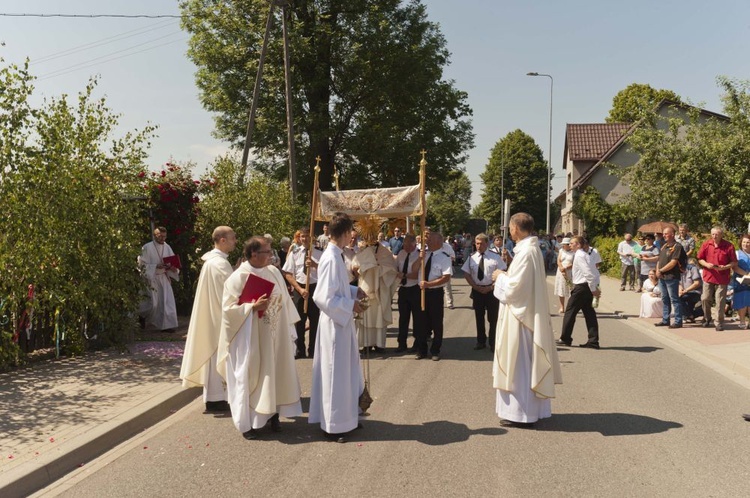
[314,185,423,221]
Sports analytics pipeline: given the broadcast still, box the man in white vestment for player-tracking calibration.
[309,212,367,443]
[493,213,562,425]
[180,226,236,413]
[352,241,399,352]
[138,226,179,331]
[217,236,302,440]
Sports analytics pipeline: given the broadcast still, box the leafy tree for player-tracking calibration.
[475,130,549,231]
[179,0,474,194]
[0,63,155,367]
[195,155,306,264]
[606,83,681,123]
[426,170,471,235]
[618,76,750,232]
[571,186,625,237]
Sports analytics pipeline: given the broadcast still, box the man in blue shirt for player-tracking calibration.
[389,227,404,255]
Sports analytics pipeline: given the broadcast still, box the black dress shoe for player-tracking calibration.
[323,431,347,443]
[579,342,600,349]
[373,346,386,353]
[703,320,714,328]
[668,324,683,329]
[396,345,407,352]
[654,322,669,327]
[242,429,260,440]
[270,413,281,432]
[555,339,572,346]
[204,400,231,414]
[415,352,431,360]
[473,343,487,350]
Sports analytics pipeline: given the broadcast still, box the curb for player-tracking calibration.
[0,386,200,498]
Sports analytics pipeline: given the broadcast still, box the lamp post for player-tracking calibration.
[526,72,553,234]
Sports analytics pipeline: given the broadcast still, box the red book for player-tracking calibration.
[238,273,275,318]
[162,254,181,269]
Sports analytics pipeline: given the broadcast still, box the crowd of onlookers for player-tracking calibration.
[612,224,750,332]
[267,221,750,340]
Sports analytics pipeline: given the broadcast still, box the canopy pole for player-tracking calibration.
[419,150,427,311]
[304,157,322,313]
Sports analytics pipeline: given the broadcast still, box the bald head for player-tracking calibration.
[213,226,237,253]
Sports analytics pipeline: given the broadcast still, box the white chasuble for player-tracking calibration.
[138,241,179,330]
[180,250,233,401]
[493,236,562,423]
[309,244,364,434]
[353,244,399,347]
[217,262,301,432]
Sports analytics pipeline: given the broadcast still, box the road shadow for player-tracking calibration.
[537,412,682,436]
[600,346,662,353]
[434,336,495,362]
[277,418,506,446]
[370,334,492,362]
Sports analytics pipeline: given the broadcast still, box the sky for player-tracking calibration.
[2,0,749,208]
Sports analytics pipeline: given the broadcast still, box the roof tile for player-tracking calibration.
[566,123,631,161]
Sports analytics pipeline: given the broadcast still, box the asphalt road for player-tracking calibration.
[39,276,750,497]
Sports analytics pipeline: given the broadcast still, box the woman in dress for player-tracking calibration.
[640,270,662,318]
[732,233,750,329]
[554,237,575,314]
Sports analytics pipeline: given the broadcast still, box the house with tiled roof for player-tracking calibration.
[559,122,632,234]
[559,100,728,235]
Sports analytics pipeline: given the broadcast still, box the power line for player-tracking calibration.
[37,37,187,81]
[0,13,184,19]
[32,19,178,65]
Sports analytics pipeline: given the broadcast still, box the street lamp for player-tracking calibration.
[526,72,553,234]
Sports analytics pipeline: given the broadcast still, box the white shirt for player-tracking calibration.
[617,240,636,265]
[441,242,456,260]
[461,250,505,286]
[395,248,419,287]
[572,248,600,292]
[418,249,453,288]
[589,247,602,267]
[282,246,322,284]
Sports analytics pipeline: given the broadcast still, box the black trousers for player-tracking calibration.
[416,288,444,355]
[680,292,703,320]
[291,283,319,357]
[560,283,599,345]
[472,289,499,348]
[397,285,422,347]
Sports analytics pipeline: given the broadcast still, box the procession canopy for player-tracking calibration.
[314,184,424,221]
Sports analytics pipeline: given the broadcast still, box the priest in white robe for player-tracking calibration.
[492,213,562,425]
[310,212,367,442]
[180,226,236,413]
[352,242,399,351]
[138,226,179,331]
[217,236,302,440]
